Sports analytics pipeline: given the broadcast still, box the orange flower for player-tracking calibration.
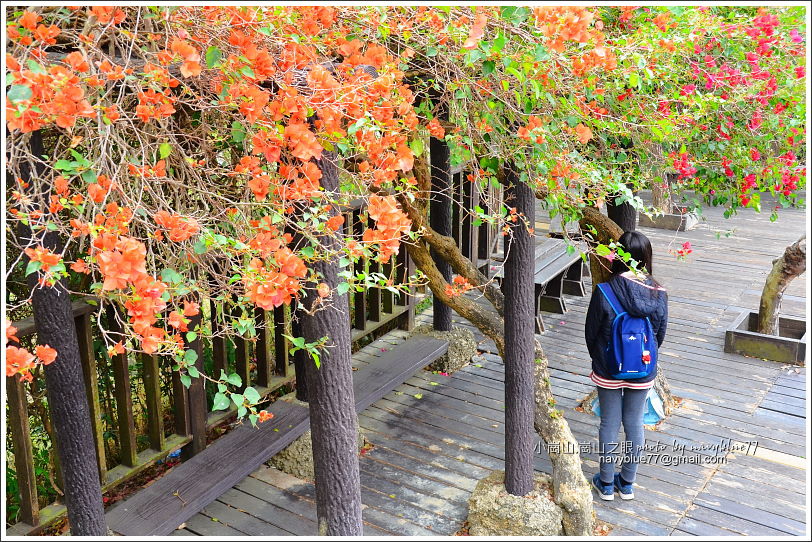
[91,6,126,25]
[258,410,274,423]
[24,246,62,272]
[70,259,90,274]
[575,123,593,144]
[182,301,200,317]
[153,211,200,242]
[427,118,445,139]
[6,346,35,377]
[18,10,41,31]
[326,214,345,232]
[35,345,57,365]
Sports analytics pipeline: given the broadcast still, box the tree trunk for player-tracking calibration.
[606,183,637,233]
[18,131,107,535]
[533,349,594,535]
[299,151,363,536]
[757,235,806,335]
[579,206,623,290]
[502,166,535,496]
[429,97,453,332]
[652,173,676,212]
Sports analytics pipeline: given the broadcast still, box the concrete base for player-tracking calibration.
[638,208,698,231]
[409,324,477,374]
[467,470,564,536]
[266,393,368,481]
[724,310,806,365]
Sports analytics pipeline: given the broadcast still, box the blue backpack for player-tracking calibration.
[598,282,657,380]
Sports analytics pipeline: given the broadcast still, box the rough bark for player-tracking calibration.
[532,347,595,535]
[18,131,107,535]
[429,102,453,331]
[578,205,623,291]
[606,184,637,233]
[757,235,806,335]
[299,151,362,535]
[652,172,676,212]
[502,167,535,496]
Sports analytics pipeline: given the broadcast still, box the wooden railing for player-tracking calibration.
[6,174,499,534]
[6,224,416,534]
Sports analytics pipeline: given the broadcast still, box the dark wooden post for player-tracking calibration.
[607,182,637,232]
[299,151,363,535]
[502,164,535,496]
[429,92,453,331]
[183,308,207,459]
[18,131,107,534]
[6,373,39,526]
[105,304,138,468]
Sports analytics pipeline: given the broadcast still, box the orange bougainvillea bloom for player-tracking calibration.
[363,195,412,263]
[35,345,58,365]
[326,214,344,232]
[24,246,62,272]
[427,117,445,139]
[463,11,488,50]
[258,410,274,423]
[575,123,593,144]
[182,301,200,317]
[153,211,200,242]
[90,6,126,25]
[284,123,323,162]
[18,10,41,31]
[96,236,147,290]
[6,346,35,377]
[70,258,90,274]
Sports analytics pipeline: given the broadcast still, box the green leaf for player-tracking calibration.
[25,260,42,276]
[205,46,222,69]
[159,142,172,159]
[186,331,198,343]
[184,349,199,363]
[26,59,47,74]
[237,405,247,417]
[408,137,424,157]
[180,373,192,389]
[187,365,200,378]
[226,373,242,387]
[231,121,246,143]
[161,268,183,284]
[482,60,496,76]
[243,386,261,404]
[312,351,321,369]
[249,414,259,426]
[300,246,315,258]
[336,282,350,295]
[7,84,32,103]
[81,170,97,185]
[212,392,230,411]
[629,72,640,88]
[231,393,244,407]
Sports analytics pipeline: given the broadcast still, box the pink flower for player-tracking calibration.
[795,66,805,79]
[790,29,803,43]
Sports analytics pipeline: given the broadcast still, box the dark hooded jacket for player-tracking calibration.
[584,272,668,384]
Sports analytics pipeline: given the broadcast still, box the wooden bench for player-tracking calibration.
[493,237,587,333]
[106,337,448,536]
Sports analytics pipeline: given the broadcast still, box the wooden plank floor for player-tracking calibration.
[174,195,807,537]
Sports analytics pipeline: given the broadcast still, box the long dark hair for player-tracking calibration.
[610,231,655,278]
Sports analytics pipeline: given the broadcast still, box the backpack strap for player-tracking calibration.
[597,283,625,316]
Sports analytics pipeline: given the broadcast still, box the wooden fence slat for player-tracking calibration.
[106,305,138,468]
[75,310,107,483]
[255,308,272,386]
[352,209,368,331]
[273,306,290,377]
[210,300,228,380]
[184,310,207,459]
[141,354,165,452]
[6,374,39,526]
[381,260,394,314]
[461,171,478,261]
[396,250,416,332]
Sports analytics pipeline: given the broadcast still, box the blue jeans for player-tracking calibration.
[597,387,648,484]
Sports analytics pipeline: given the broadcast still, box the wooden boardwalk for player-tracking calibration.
[170,195,807,537]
